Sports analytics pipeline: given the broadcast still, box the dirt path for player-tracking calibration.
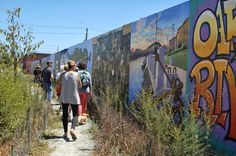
[46,103,95,156]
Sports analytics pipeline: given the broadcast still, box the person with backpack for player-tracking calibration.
[77,61,92,123]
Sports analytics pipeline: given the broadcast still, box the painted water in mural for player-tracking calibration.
[129,2,189,104]
[187,0,236,153]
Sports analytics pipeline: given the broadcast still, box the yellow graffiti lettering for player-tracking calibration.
[224,0,236,41]
[216,1,230,55]
[194,10,218,58]
[190,60,215,119]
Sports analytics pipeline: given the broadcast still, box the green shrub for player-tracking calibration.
[132,90,211,156]
[0,68,33,144]
[98,85,125,112]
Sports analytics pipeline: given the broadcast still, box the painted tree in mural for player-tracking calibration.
[0,8,43,77]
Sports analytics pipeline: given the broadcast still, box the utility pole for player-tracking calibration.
[85,28,88,41]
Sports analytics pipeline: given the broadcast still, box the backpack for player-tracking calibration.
[79,71,90,89]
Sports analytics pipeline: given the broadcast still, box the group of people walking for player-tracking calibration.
[33,60,92,140]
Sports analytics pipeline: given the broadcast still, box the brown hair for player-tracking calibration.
[77,61,87,70]
[67,60,76,70]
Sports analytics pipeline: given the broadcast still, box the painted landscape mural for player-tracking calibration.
[187,0,236,154]
[67,39,93,73]
[54,51,62,74]
[92,25,131,108]
[129,2,189,104]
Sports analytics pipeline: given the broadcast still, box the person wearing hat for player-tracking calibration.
[41,60,54,108]
[33,64,41,84]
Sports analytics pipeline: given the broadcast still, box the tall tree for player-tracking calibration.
[0,8,43,76]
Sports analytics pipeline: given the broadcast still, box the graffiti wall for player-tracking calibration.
[187,0,236,153]
[29,0,236,153]
[129,2,189,104]
[92,24,131,105]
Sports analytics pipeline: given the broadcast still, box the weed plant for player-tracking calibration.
[93,86,147,155]
[94,85,212,156]
[0,67,47,155]
[132,90,211,156]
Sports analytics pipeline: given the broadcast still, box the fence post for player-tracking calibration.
[11,144,15,156]
[27,107,32,153]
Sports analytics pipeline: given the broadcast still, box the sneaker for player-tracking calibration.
[63,134,69,142]
[63,132,68,137]
[70,129,77,140]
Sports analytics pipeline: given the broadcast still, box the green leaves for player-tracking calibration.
[130,90,211,155]
[0,69,32,144]
[0,8,43,74]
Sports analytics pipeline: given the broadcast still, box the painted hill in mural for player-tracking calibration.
[130,42,161,61]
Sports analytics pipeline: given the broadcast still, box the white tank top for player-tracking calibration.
[59,71,81,104]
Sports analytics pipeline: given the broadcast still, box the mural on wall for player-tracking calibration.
[67,39,93,73]
[129,2,189,104]
[54,51,62,74]
[60,48,69,69]
[92,24,131,103]
[187,0,236,153]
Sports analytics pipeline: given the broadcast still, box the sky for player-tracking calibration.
[0,0,188,54]
[131,1,189,50]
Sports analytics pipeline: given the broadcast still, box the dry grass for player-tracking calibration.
[93,86,212,156]
[93,106,147,155]
[29,141,52,156]
[0,141,12,156]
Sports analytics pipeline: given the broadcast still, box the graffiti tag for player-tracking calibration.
[190,0,236,140]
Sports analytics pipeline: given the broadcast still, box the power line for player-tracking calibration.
[22,23,106,32]
[33,31,84,35]
[0,20,107,32]
[26,24,85,30]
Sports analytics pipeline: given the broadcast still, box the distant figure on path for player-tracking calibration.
[33,64,41,84]
[77,61,92,123]
[59,60,82,140]
[41,60,54,106]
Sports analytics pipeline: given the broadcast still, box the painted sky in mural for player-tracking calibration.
[188,0,236,153]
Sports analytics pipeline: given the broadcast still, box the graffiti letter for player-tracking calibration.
[216,1,230,55]
[194,10,218,58]
[224,63,236,140]
[213,59,227,127]
[224,0,236,41]
[190,60,215,121]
